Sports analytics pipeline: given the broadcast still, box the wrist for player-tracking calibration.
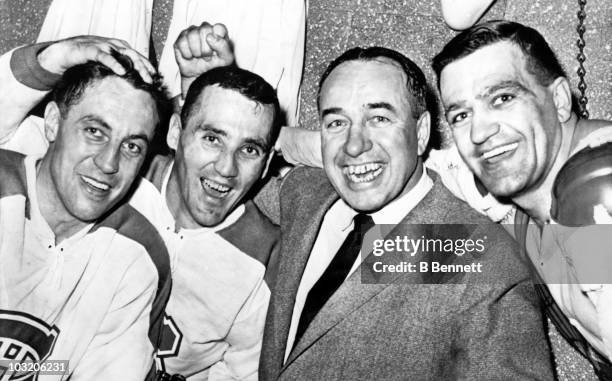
[10,42,62,90]
[181,76,196,98]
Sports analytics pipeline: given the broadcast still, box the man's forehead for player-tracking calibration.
[195,85,272,116]
[188,85,274,141]
[320,59,409,107]
[440,41,533,99]
[63,76,158,136]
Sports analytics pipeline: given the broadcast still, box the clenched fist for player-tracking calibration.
[174,22,235,97]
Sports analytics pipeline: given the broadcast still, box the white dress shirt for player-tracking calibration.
[284,169,433,360]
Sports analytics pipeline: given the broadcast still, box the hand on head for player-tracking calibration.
[37,35,157,83]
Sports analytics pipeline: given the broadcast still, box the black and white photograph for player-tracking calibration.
[0,0,610,379]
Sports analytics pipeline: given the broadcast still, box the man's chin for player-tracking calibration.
[193,208,228,228]
[483,180,523,199]
[70,207,108,223]
[343,193,386,213]
[69,195,122,222]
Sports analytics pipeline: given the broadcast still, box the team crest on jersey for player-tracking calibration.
[0,310,59,381]
[154,314,183,373]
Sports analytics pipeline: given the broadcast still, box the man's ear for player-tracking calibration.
[415,111,431,156]
[44,101,61,143]
[260,149,275,179]
[167,113,182,151]
[551,77,572,124]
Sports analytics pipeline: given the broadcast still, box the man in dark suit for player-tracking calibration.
[257,46,554,380]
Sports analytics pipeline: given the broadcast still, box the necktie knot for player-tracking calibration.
[354,213,374,233]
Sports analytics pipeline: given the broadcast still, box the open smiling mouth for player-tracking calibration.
[201,178,231,198]
[343,163,384,183]
[481,142,519,162]
[80,175,111,193]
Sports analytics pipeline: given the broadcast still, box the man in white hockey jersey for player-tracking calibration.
[0,37,172,380]
[1,25,280,381]
[138,24,281,381]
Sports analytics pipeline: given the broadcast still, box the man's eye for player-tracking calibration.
[372,116,390,124]
[492,94,515,106]
[326,120,347,129]
[203,135,219,144]
[123,141,143,156]
[85,127,103,137]
[242,145,261,156]
[451,112,469,125]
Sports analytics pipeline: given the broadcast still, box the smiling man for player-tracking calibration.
[132,65,280,381]
[258,46,553,379]
[433,20,612,377]
[0,37,171,380]
[129,25,280,381]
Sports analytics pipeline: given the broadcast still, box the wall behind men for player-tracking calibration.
[299,0,612,139]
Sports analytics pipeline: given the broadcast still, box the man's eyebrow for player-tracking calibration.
[244,137,269,151]
[444,80,535,116]
[126,134,150,143]
[80,116,151,143]
[444,101,466,115]
[321,107,343,118]
[479,80,535,99]
[80,115,111,130]
[366,102,396,113]
[197,125,269,150]
[196,125,227,137]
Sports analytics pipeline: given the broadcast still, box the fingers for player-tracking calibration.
[205,32,233,64]
[39,36,156,82]
[174,22,231,62]
[106,42,155,83]
[175,22,212,61]
[211,23,228,39]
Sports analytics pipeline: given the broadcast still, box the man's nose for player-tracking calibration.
[470,109,500,145]
[93,144,120,174]
[214,149,238,177]
[343,124,372,157]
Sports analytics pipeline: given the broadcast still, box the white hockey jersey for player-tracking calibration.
[132,156,279,381]
[0,149,172,380]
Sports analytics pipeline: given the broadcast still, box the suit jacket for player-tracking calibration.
[259,167,554,380]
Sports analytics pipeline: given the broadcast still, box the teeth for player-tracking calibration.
[482,143,518,160]
[343,164,384,183]
[203,178,230,193]
[81,176,110,191]
[345,163,382,175]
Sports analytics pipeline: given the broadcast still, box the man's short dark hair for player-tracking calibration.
[51,51,171,150]
[181,66,281,149]
[317,46,429,119]
[52,51,170,124]
[432,20,566,89]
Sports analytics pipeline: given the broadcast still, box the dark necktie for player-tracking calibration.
[294,213,375,347]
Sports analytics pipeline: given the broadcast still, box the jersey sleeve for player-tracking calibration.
[0,43,59,155]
